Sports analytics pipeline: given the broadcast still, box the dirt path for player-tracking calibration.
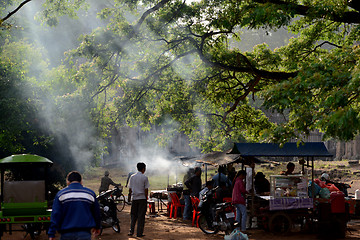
[3,205,360,240]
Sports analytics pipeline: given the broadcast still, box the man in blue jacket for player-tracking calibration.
[48,171,101,240]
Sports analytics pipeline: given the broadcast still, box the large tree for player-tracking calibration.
[3,0,360,153]
[52,0,360,152]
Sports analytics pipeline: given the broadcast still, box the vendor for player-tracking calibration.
[280,162,295,175]
[254,172,270,195]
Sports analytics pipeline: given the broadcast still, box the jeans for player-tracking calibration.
[234,203,247,231]
[183,194,192,220]
[60,231,91,240]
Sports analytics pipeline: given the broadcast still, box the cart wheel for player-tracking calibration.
[268,212,292,234]
[114,194,126,212]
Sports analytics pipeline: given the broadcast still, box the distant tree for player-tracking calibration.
[0,40,78,176]
[0,40,46,154]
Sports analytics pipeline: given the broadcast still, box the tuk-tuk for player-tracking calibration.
[0,154,53,239]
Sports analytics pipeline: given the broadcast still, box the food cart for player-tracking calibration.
[228,142,359,237]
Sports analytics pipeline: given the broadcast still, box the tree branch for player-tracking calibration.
[119,49,197,118]
[195,44,298,80]
[255,0,360,24]
[133,0,172,33]
[301,41,342,60]
[184,31,298,80]
[1,0,32,23]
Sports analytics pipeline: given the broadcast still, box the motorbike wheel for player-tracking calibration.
[198,214,219,234]
[112,222,121,233]
[114,194,126,212]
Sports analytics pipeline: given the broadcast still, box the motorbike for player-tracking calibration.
[109,186,127,212]
[334,181,352,197]
[97,188,121,234]
[197,187,236,235]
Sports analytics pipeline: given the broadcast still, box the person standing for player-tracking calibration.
[185,167,202,198]
[125,170,136,187]
[232,170,248,232]
[128,162,150,237]
[48,171,101,240]
[212,166,232,188]
[182,168,194,221]
[98,170,121,194]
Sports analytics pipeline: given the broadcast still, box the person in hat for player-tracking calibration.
[99,170,121,194]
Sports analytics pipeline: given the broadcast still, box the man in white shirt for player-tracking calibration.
[128,162,150,237]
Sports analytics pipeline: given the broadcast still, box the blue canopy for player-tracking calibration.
[228,142,332,157]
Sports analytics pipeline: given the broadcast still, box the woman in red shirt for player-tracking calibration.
[232,170,247,232]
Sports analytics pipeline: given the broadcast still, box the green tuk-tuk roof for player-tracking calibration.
[0,154,53,165]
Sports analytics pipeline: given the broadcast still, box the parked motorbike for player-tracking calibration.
[334,182,352,197]
[197,187,235,235]
[109,186,127,212]
[97,189,121,234]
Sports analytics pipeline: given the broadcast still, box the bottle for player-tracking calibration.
[355,189,360,200]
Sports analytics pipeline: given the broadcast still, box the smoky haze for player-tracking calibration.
[11,0,288,173]
[13,0,201,173]
[15,1,110,170]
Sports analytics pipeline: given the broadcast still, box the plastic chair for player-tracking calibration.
[167,200,172,217]
[169,192,185,219]
[190,196,200,227]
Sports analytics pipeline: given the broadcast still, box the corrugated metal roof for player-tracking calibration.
[195,151,241,166]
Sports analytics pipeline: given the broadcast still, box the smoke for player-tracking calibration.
[10,1,108,171]
[116,124,200,186]
[12,0,202,173]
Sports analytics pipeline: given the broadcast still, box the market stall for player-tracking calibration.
[227,142,354,236]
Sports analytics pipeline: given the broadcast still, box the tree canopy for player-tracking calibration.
[62,0,360,151]
[1,0,360,155]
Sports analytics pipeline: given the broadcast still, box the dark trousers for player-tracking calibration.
[130,199,147,236]
[60,231,91,240]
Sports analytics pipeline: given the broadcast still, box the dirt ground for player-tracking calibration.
[3,204,360,240]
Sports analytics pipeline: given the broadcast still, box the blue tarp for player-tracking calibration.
[228,142,332,157]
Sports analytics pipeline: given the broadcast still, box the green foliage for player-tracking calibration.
[37,0,89,26]
[2,0,360,158]
[0,40,48,153]
[54,0,360,151]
